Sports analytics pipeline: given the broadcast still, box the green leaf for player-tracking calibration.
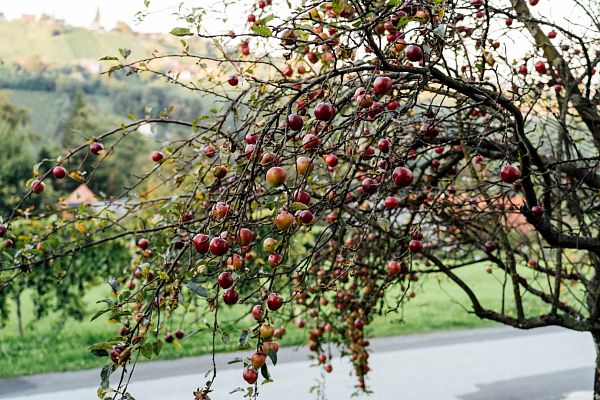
[251,25,272,37]
[153,339,163,355]
[107,277,120,293]
[227,357,244,364]
[119,48,131,59]
[141,343,154,359]
[100,364,112,388]
[144,0,150,6]
[260,364,271,380]
[221,331,230,344]
[388,0,402,5]
[332,0,345,14]
[377,217,391,232]
[90,308,110,322]
[290,202,309,211]
[186,282,208,297]
[267,349,277,365]
[98,56,119,61]
[89,342,111,357]
[170,27,193,37]
[239,331,250,347]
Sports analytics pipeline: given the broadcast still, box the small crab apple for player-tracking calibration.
[260,324,275,339]
[484,241,496,252]
[30,180,45,194]
[296,157,314,175]
[228,76,239,86]
[268,253,283,266]
[223,288,239,305]
[373,76,393,95]
[137,238,150,249]
[237,228,255,246]
[151,151,164,162]
[500,165,521,183]
[217,271,234,289]
[385,196,399,209]
[405,45,423,62]
[361,178,379,195]
[274,210,294,230]
[287,114,304,131]
[294,190,311,204]
[325,154,338,167]
[531,205,544,218]
[90,142,104,155]
[314,102,336,121]
[243,368,258,384]
[387,260,401,274]
[392,166,414,187]
[378,138,391,153]
[175,329,185,339]
[267,293,283,311]
[251,352,267,368]
[192,233,210,253]
[209,237,229,256]
[266,167,287,186]
[297,209,314,224]
[262,340,279,354]
[408,239,423,253]
[0,224,7,237]
[263,237,279,253]
[53,166,67,179]
[251,305,263,321]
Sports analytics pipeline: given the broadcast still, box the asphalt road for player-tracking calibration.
[0,326,594,400]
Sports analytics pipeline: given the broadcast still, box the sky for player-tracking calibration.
[0,1,585,35]
[0,0,239,33]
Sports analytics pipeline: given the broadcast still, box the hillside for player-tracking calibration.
[0,17,188,66]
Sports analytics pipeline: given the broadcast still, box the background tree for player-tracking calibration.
[1,0,600,399]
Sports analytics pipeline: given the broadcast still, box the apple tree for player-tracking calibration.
[1,0,600,398]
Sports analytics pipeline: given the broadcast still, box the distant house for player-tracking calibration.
[61,184,128,218]
[61,184,97,207]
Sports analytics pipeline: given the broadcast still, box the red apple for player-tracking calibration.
[209,237,229,256]
[31,180,45,194]
[192,233,210,253]
[385,196,399,209]
[228,76,239,86]
[378,138,391,153]
[392,166,414,187]
[408,239,423,252]
[325,154,338,167]
[251,305,263,321]
[287,114,304,131]
[223,288,239,305]
[405,45,423,62]
[266,167,287,186]
[90,142,104,155]
[500,165,521,183]
[267,293,283,311]
[137,238,150,249]
[242,368,258,384]
[152,151,164,162]
[314,102,336,121]
[275,211,294,230]
[238,228,254,246]
[53,166,67,179]
[217,271,234,289]
[373,76,393,95]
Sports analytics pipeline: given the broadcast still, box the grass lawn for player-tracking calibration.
[0,262,556,379]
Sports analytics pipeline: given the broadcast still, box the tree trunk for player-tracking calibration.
[15,292,24,337]
[593,332,600,400]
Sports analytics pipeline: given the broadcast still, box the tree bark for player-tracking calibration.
[594,332,600,400]
[15,292,24,337]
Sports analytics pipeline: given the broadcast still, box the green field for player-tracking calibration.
[0,263,560,380]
